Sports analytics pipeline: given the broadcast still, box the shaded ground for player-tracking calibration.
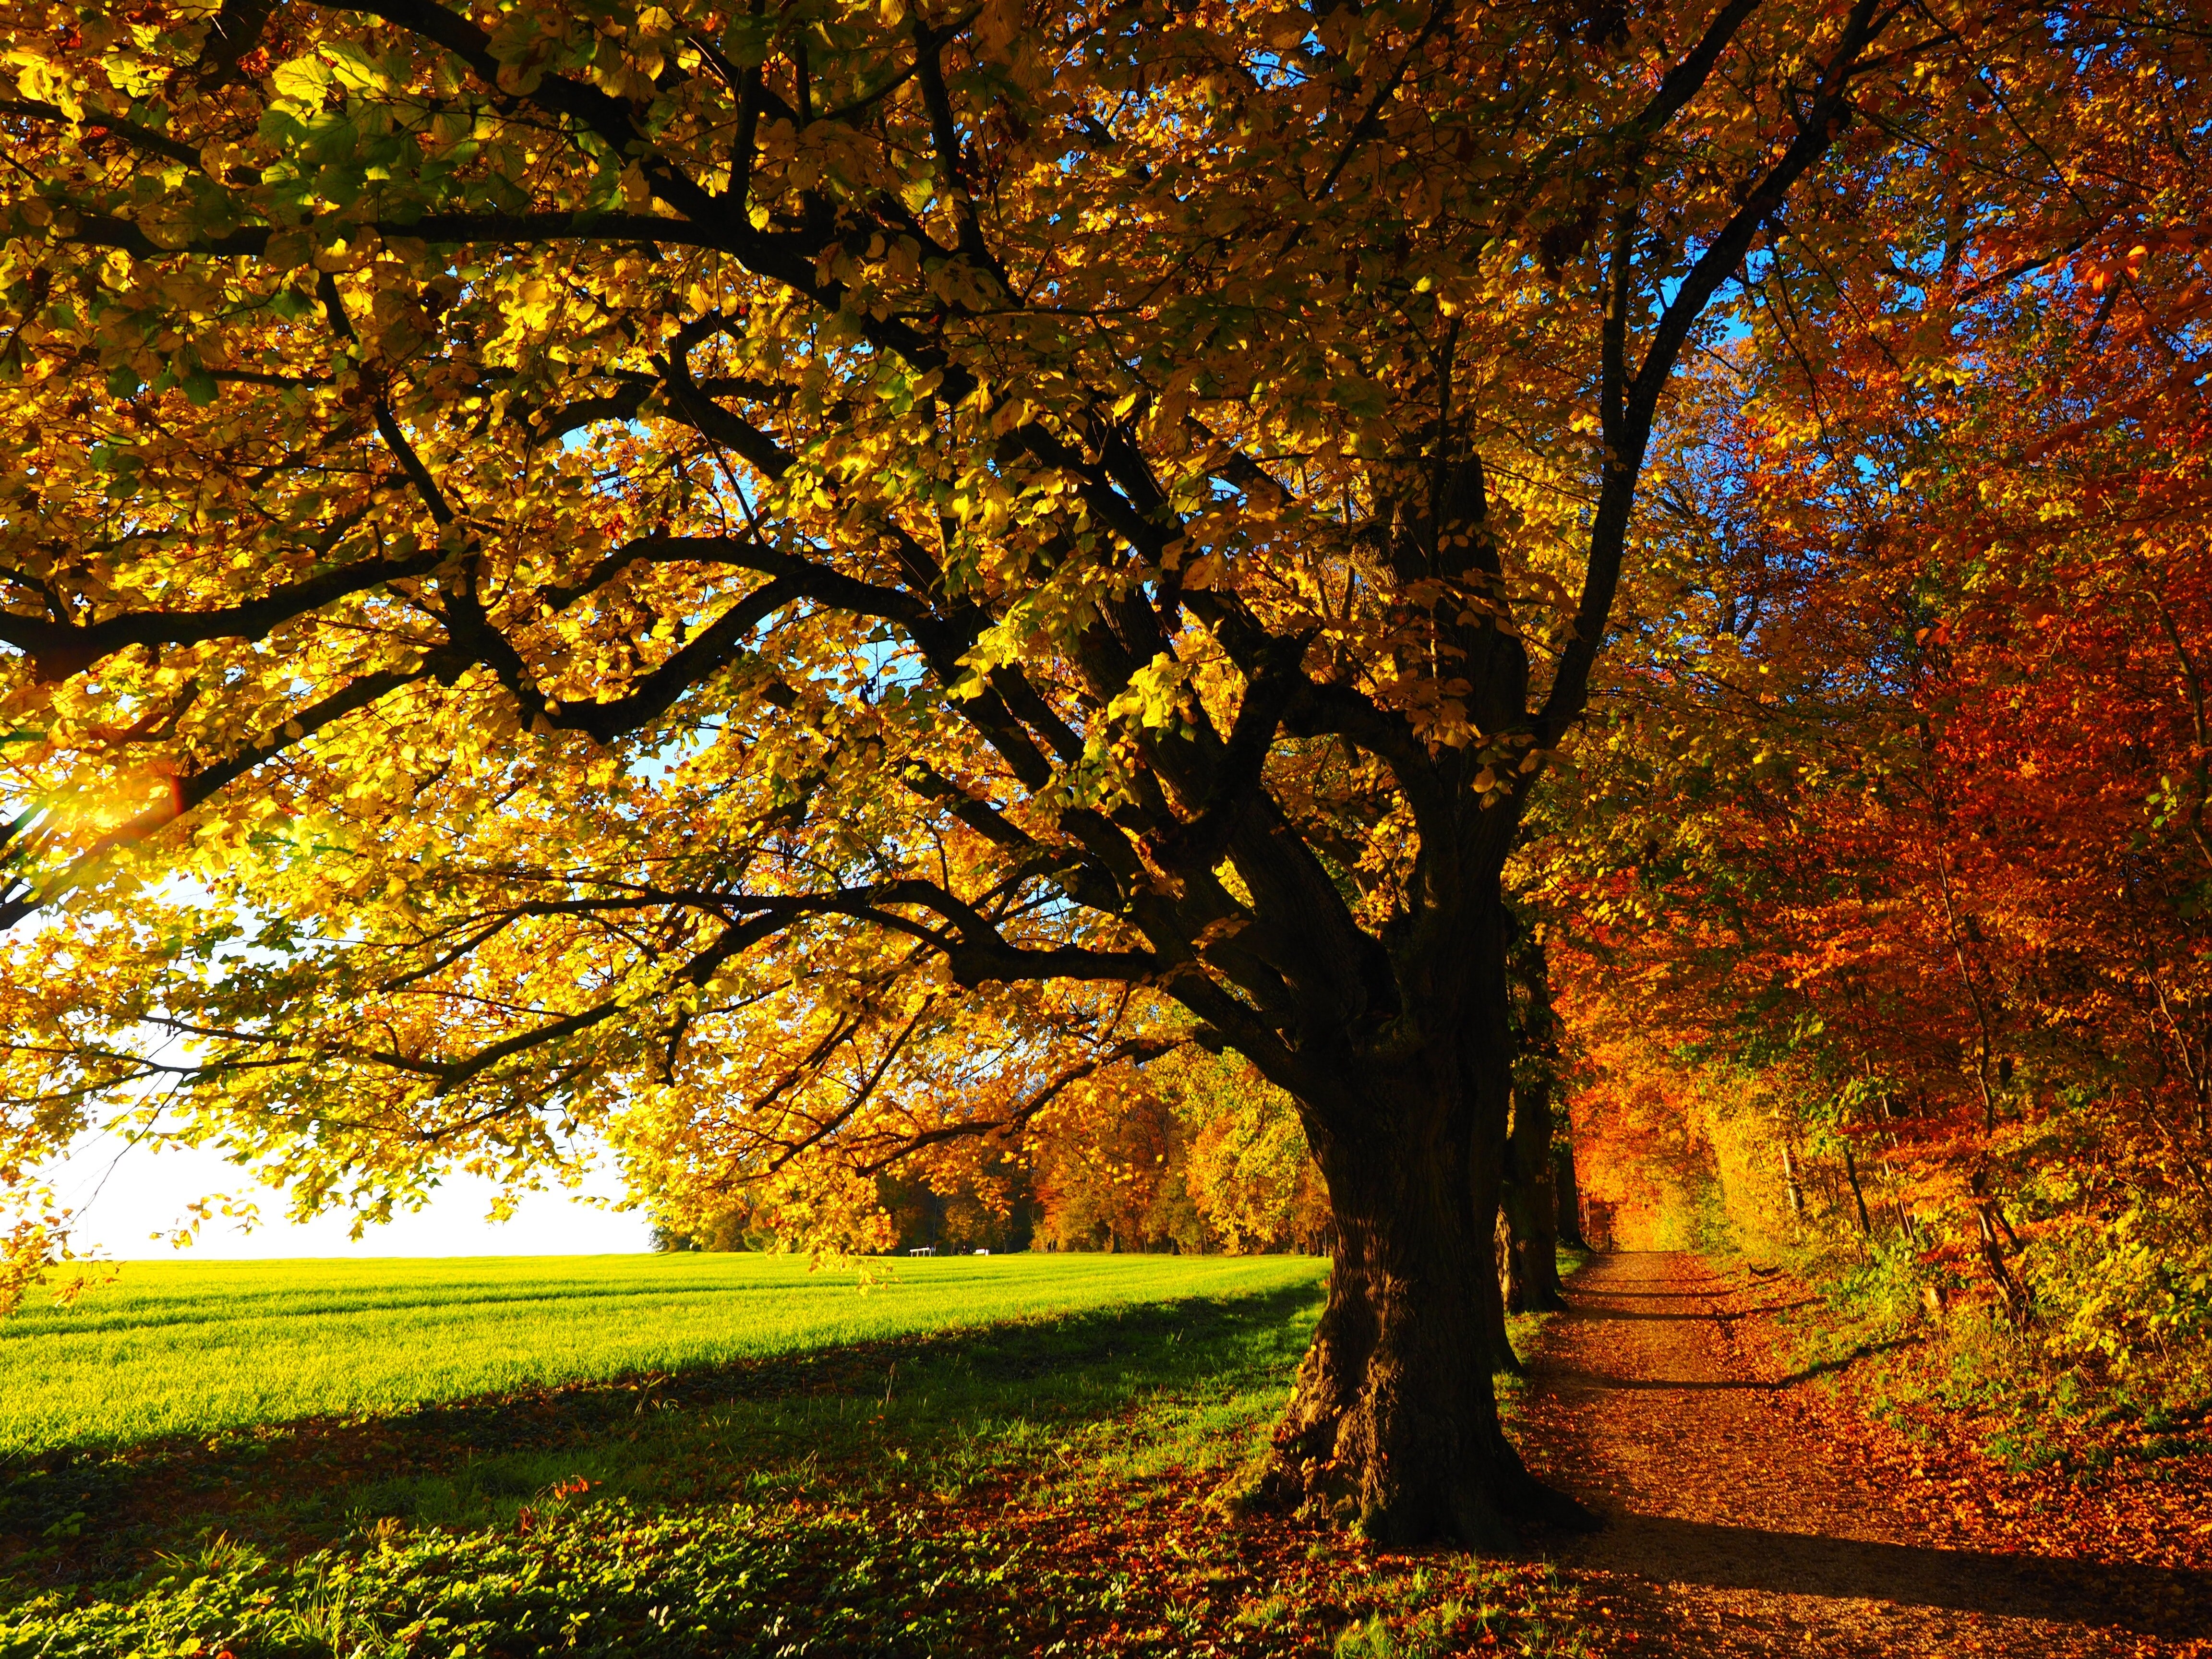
[2,1290,1321,1584]
[29,1247,2206,1656]
[1519,1250,2212,1658]
[3,1282,1578,1656]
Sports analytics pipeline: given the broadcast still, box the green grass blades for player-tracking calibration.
[4,1502,1097,1658]
[0,1253,1327,1457]
[2,1279,1332,1566]
[1,1266,1587,1659]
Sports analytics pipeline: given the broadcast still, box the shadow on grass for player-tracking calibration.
[1,1283,1324,1584]
[2,1272,1618,1659]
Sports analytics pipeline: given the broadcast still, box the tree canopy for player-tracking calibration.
[2,0,2183,1544]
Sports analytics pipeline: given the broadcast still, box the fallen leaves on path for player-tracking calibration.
[1515,1251,2212,1659]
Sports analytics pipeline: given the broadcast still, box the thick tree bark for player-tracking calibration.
[1262,1096,1585,1545]
[1254,912,1593,1547]
[1502,1176,1567,1313]
[1501,1080,1568,1314]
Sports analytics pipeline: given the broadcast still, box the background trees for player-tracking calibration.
[1526,10,2212,1405]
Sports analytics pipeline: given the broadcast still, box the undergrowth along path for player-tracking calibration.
[1518,1251,2211,1658]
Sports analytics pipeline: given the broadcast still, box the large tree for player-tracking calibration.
[0,0,2010,1541]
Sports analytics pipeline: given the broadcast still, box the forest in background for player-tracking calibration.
[651,1042,1335,1256]
[1531,152,2212,1445]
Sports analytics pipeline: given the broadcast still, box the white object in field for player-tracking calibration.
[908,1246,936,1256]
[974,1248,990,1255]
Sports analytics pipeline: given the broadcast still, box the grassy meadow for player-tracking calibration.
[0,1251,1326,1457]
[1,1251,1586,1658]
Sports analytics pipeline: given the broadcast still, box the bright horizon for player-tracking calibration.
[44,1125,650,1260]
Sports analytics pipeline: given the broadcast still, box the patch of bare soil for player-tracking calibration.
[1516,1251,2212,1658]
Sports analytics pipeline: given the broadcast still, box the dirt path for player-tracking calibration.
[1515,1250,2211,1658]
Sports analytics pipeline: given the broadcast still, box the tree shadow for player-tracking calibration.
[1557,1510,2211,1638]
[1562,1287,1703,1298]
[1539,1370,1791,1391]
[1561,1299,1821,1323]
[1529,1257,2200,1640]
[1536,1336,1917,1393]
[0,1283,1324,1578]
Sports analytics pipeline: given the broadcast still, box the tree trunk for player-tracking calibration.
[1501,1065,1568,1313]
[1491,1208,1527,1372]
[1842,1144,1873,1236]
[1500,924,1569,1313]
[1554,1139,1586,1248]
[1894,1198,1922,1248]
[1501,1154,1567,1312]
[1260,1052,1592,1548]
[1975,1205,2033,1326]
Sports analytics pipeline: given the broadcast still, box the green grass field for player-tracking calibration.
[1,1251,1327,1457]
[2,1251,1589,1658]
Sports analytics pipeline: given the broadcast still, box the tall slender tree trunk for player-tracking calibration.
[1975,1206,2033,1325]
[1843,1144,1873,1236]
[1554,1139,1586,1249]
[1501,923,1569,1313]
[1501,1094,1568,1313]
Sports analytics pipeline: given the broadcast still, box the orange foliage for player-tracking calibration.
[1530,26,2212,1398]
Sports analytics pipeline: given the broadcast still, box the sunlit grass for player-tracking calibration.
[0,1251,1328,1456]
[2,1252,1594,1657]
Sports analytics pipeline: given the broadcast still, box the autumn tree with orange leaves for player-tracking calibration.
[0,0,2130,1542]
[1526,11,2212,1397]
